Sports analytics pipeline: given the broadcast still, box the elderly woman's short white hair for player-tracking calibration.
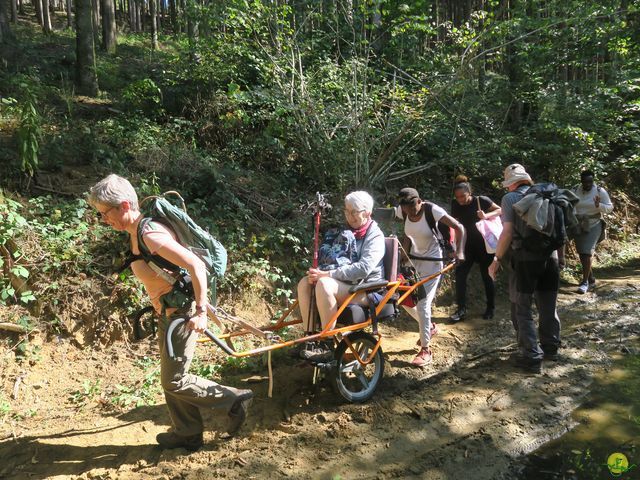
[88,174,140,211]
[345,191,374,213]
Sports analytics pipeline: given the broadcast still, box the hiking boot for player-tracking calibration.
[416,323,439,347]
[300,342,333,363]
[482,307,495,320]
[289,342,306,358]
[450,307,466,323]
[577,282,589,294]
[508,353,542,374]
[411,347,433,367]
[156,431,203,452]
[588,278,596,290]
[226,390,254,436]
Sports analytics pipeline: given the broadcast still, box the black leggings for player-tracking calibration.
[455,250,495,309]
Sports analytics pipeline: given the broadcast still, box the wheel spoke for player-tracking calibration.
[340,361,358,374]
[359,345,370,360]
[356,371,370,389]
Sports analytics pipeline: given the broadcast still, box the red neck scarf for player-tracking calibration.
[352,219,372,240]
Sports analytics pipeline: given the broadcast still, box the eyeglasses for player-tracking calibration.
[344,208,365,217]
[97,204,118,219]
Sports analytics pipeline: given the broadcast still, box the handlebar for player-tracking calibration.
[166,318,235,359]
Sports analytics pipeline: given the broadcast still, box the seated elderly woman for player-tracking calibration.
[297,191,386,361]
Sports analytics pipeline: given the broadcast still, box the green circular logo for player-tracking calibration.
[607,453,629,476]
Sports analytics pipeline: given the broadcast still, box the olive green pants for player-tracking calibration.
[157,313,245,436]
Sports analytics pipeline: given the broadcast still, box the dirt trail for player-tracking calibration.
[1,259,639,480]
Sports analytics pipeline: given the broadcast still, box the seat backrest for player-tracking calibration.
[383,237,399,282]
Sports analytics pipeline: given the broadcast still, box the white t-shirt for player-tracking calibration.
[573,184,614,229]
[395,203,447,258]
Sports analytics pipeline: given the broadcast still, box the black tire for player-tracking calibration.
[331,331,384,403]
[133,306,157,341]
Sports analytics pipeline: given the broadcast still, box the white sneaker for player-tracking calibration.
[577,282,588,294]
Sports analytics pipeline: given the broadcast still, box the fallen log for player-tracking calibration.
[0,323,38,334]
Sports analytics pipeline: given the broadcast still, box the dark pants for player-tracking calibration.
[455,249,495,310]
[513,257,561,361]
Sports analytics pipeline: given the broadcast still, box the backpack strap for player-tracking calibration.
[137,218,182,282]
[401,203,447,261]
[422,202,438,234]
[119,251,144,273]
[400,203,438,236]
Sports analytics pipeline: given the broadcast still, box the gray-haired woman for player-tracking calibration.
[297,191,385,361]
[88,174,253,452]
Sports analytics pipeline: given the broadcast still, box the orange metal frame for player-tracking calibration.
[199,261,456,365]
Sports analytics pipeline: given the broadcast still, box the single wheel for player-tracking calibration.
[133,306,157,341]
[331,331,384,403]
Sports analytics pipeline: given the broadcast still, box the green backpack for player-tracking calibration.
[137,192,227,306]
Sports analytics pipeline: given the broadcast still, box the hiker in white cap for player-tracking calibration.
[488,164,561,374]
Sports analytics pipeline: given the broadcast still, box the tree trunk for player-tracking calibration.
[91,0,99,46]
[0,0,13,42]
[187,15,198,43]
[101,0,116,52]
[128,0,135,31]
[66,0,72,28]
[33,0,43,25]
[168,0,175,33]
[370,0,382,54]
[149,0,157,49]
[200,0,209,38]
[41,0,52,33]
[135,0,141,32]
[186,0,198,48]
[10,0,16,23]
[75,0,99,96]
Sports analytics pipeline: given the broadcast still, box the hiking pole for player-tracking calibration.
[302,192,331,333]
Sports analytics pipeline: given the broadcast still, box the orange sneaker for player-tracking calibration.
[411,347,433,367]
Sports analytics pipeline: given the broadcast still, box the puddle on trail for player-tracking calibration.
[519,347,640,479]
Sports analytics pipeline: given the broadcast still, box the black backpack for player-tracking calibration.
[512,183,569,256]
[402,202,454,259]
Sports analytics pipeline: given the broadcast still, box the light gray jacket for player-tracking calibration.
[329,221,385,284]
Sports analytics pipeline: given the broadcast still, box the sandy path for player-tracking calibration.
[1,260,638,480]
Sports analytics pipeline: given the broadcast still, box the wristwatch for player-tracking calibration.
[493,256,501,263]
[195,305,206,314]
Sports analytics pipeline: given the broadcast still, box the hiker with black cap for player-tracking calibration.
[395,188,466,367]
[488,164,561,374]
[88,174,253,452]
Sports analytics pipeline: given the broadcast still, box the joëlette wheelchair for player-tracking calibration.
[163,236,456,403]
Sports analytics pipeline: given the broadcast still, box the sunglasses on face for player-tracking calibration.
[96,204,118,219]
